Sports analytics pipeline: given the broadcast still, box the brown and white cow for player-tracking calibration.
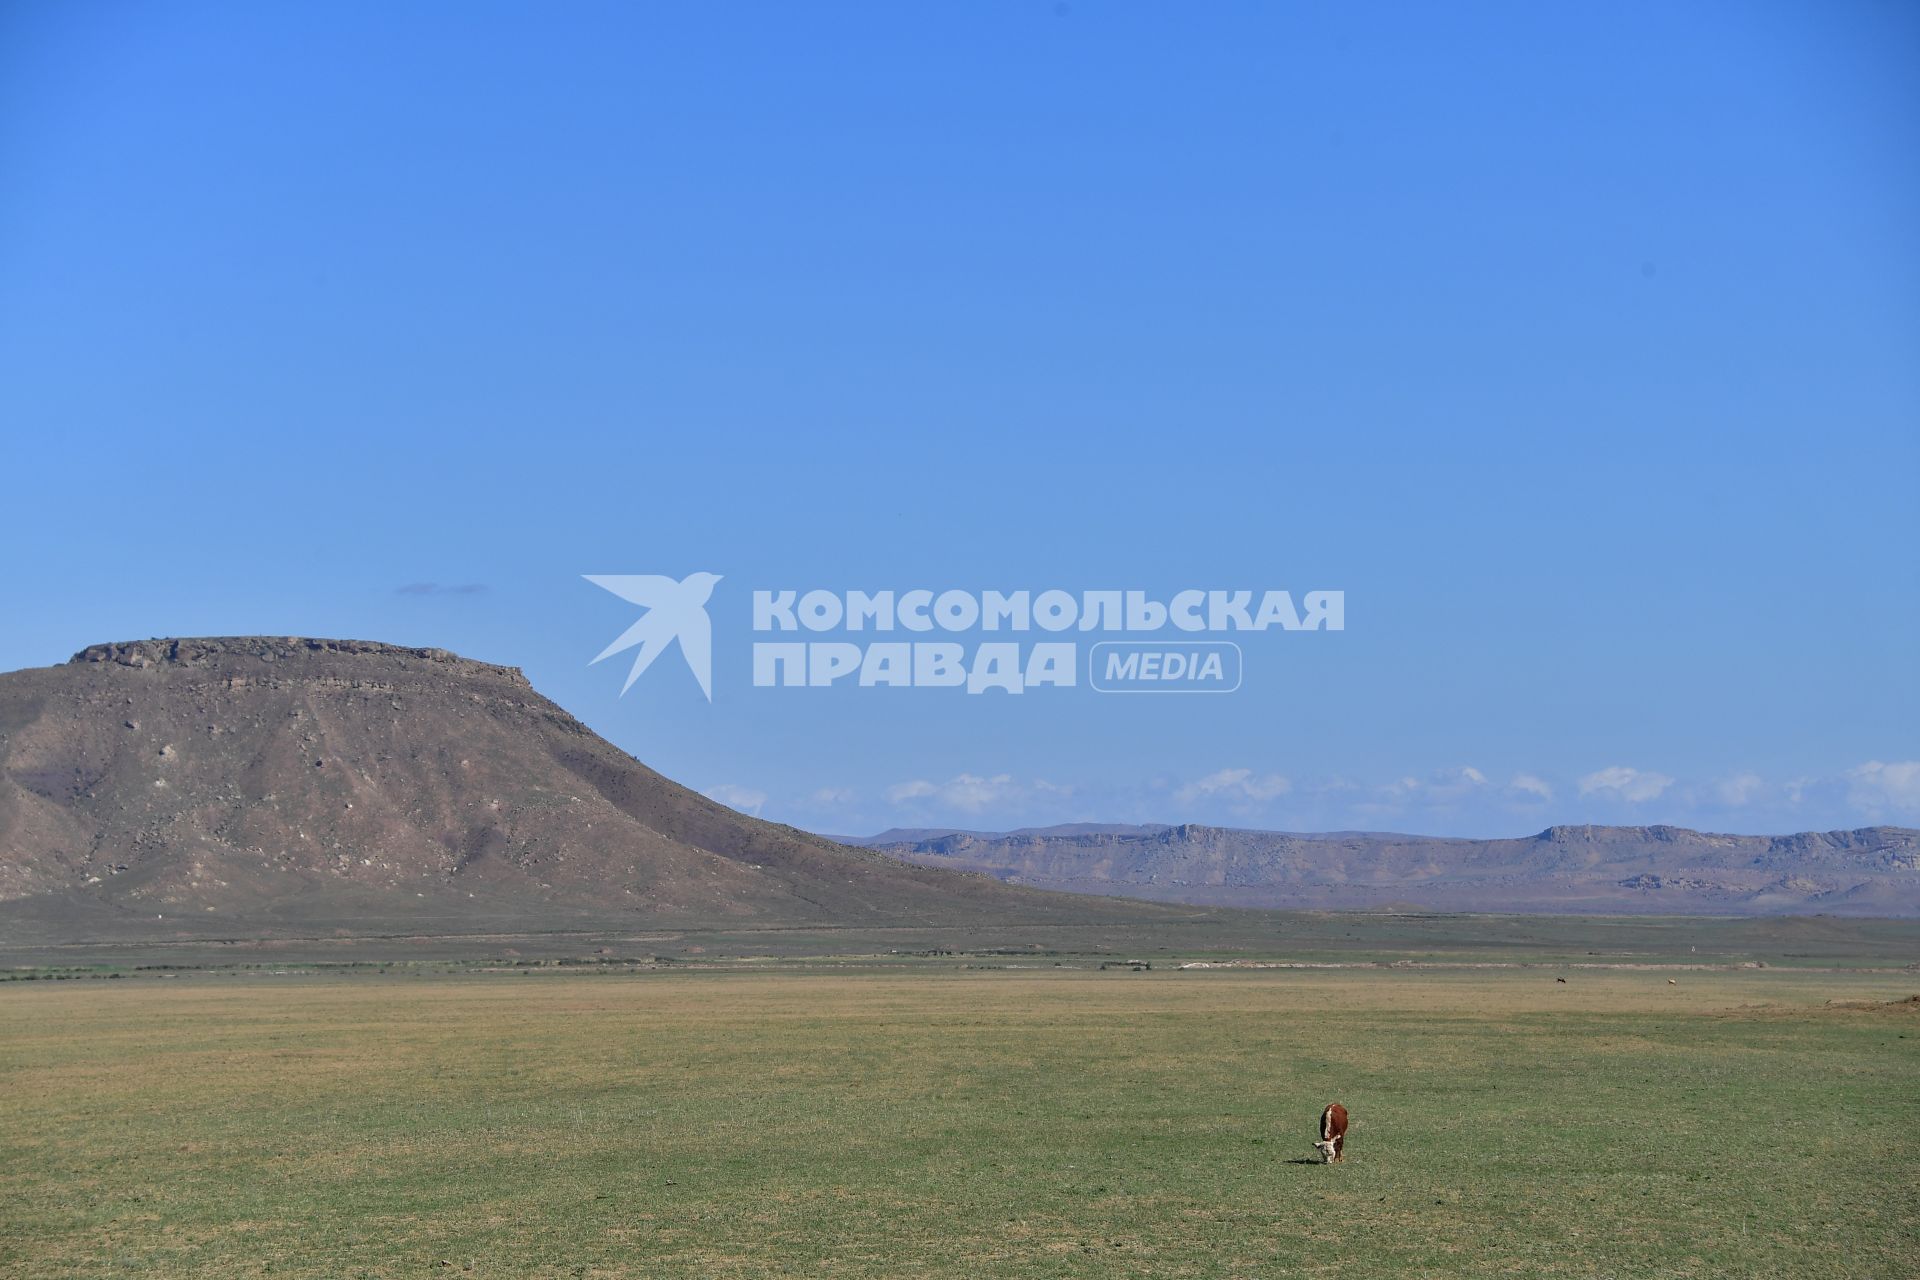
[1312,1103,1348,1163]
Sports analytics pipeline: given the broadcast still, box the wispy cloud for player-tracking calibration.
[885,773,1069,814]
[703,783,767,816]
[1577,766,1675,803]
[1712,773,1766,807]
[396,582,489,597]
[1847,760,1920,815]
[1421,766,1488,802]
[1319,767,1478,823]
[1363,767,1490,809]
[1505,773,1554,803]
[1174,767,1292,808]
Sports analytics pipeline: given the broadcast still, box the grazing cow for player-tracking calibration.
[1556,977,1567,984]
[1312,1103,1348,1163]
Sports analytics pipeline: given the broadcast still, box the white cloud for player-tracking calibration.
[1424,766,1489,801]
[886,773,1068,814]
[1505,773,1554,803]
[703,783,767,816]
[1175,768,1292,807]
[1577,766,1674,803]
[1363,767,1490,809]
[1846,760,1920,814]
[808,786,856,807]
[943,773,1019,813]
[1713,773,1766,807]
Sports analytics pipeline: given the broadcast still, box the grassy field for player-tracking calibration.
[9,909,1920,972]
[3,966,1916,1278]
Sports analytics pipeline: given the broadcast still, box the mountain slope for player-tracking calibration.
[851,822,1920,916]
[0,637,1172,941]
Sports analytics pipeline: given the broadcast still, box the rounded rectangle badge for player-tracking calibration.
[1089,641,1243,694]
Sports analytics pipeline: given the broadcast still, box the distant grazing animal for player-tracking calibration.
[1668,979,1677,985]
[1312,1103,1348,1163]
[1556,977,1567,984]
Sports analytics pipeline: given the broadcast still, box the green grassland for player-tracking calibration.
[3,965,1916,1278]
[8,908,1919,973]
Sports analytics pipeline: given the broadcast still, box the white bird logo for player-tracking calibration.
[584,572,723,699]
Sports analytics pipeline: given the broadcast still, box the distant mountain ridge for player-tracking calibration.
[846,821,1920,916]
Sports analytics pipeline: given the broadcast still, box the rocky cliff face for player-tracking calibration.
[0,637,1156,941]
[852,822,1920,916]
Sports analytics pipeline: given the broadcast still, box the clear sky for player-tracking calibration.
[2,1,1915,838]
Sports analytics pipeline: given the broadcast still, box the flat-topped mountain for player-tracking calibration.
[849,821,1920,916]
[0,637,1175,942]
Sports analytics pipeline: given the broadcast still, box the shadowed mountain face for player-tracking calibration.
[0,638,1172,943]
[848,823,1920,916]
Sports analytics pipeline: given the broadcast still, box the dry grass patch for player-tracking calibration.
[3,967,1915,1278]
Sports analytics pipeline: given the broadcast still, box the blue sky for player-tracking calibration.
[2,1,1915,837]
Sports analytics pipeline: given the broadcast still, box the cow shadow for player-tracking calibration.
[1281,1158,1327,1165]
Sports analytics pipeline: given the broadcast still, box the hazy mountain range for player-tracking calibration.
[843,822,1920,916]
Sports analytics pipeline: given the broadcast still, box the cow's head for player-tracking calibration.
[1312,1139,1338,1163]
